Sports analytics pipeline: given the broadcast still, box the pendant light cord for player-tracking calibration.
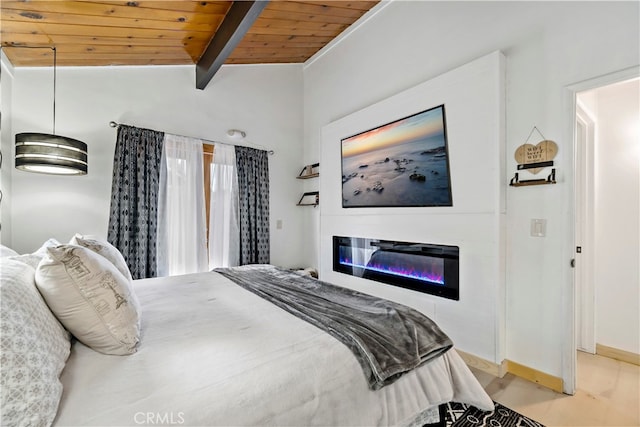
[9,45,57,134]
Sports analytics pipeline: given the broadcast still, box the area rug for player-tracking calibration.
[438,401,545,427]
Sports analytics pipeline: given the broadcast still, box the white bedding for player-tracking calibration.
[54,270,493,426]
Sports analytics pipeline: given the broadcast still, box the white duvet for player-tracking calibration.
[54,271,493,426]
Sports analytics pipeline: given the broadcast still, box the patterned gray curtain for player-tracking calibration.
[235,146,270,265]
[107,125,164,279]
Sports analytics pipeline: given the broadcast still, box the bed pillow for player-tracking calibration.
[69,234,133,282]
[0,244,19,257]
[8,238,60,269]
[35,245,141,355]
[0,258,71,427]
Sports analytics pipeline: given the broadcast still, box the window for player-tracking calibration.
[203,143,214,249]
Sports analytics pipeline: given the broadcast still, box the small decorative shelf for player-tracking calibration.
[296,163,319,207]
[297,191,319,207]
[510,168,557,187]
[510,180,557,187]
[297,163,319,179]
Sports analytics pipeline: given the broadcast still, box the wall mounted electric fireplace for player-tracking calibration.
[333,236,459,300]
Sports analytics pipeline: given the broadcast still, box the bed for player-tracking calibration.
[1,239,493,427]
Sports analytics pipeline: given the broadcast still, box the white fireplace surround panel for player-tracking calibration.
[319,51,506,364]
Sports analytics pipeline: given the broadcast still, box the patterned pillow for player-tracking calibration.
[8,238,60,270]
[36,245,141,356]
[0,258,71,427]
[69,234,133,282]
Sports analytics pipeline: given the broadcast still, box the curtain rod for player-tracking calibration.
[108,121,274,155]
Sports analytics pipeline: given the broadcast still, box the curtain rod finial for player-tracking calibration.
[109,121,118,128]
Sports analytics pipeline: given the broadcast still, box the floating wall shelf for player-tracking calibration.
[297,191,319,207]
[296,163,319,179]
[296,163,319,206]
[509,168,557,187]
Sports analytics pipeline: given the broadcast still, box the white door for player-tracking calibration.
[574,103,596,354]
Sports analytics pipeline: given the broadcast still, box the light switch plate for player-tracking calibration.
[530,219,547,237]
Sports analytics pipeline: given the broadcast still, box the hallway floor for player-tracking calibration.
[471,351,640,426]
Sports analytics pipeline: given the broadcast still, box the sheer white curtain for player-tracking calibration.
[157,134,208,276]
[208,143,239,268]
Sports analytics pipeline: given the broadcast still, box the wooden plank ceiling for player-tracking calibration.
[0,1,379,67]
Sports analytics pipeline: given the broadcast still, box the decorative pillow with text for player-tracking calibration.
[69,234,133,282]
[36,245,141,355]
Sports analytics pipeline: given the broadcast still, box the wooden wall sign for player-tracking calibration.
[510,127,558,186]
[514,127,558,175]
[514,140,558,174]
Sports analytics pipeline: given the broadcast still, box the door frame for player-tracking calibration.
[562,65,640,394]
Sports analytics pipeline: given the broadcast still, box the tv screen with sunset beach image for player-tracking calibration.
[341,104,452,208]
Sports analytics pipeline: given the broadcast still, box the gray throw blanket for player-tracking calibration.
[214,265,453,390]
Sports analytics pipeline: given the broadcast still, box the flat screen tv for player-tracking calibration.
[341,104,452,208]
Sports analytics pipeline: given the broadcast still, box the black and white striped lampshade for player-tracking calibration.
[15,133,88,175]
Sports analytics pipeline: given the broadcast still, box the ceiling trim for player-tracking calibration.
[195,1,268,90]
[1,50,15,78]
[303,1,391,70]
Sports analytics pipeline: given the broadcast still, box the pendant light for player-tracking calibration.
[15,47,88,175]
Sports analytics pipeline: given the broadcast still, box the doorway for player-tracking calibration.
[564,68,640,394]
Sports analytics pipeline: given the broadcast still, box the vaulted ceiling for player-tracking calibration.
[0,1,379,68]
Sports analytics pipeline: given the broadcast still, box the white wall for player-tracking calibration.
[592,79,640,354]
[319,52,506,362]
[303,1,640,380]
[0,52,14,246]
[8,64,306,268]
[4,0,639,384]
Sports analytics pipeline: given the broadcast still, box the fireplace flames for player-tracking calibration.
[339,256,445,285]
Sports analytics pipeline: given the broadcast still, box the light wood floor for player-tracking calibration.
[470,351,640,426]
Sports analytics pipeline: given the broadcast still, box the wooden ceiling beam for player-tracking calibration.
[196,1,268,90]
